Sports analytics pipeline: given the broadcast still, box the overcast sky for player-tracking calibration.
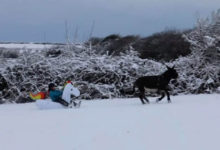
[0,0,219,42]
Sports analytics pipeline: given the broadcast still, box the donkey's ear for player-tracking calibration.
[166,65,171,69]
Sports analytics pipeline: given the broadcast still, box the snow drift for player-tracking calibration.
[0,94,220,150]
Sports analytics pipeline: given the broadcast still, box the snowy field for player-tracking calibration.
[0,94,220,150]
[0,43,54,49]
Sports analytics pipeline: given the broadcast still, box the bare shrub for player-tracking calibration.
[46,46,62,57]
[2,50,19,58]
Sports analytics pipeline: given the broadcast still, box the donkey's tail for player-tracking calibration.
[132,82,136,94]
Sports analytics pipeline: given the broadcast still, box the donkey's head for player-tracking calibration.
[165,66,178,79]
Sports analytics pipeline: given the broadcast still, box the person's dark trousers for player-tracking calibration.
[54,97,69,107]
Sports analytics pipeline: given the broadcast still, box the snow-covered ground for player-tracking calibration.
[0,43,54,49]
[0,94,220,150]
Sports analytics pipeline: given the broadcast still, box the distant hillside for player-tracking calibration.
[87,30,191,62]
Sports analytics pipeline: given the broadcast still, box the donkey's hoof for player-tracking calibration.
[156,99,161,103]
[142,102,148,105]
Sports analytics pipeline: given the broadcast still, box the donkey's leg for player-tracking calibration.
[165,90,171,103]
[156,92,165,103]
[139,94,146,104]
[139,87,147,104]
[143,94,149,103]
[141,87,149,103]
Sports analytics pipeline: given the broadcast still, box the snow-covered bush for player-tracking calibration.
[0,45,167,103]
[175,9,220,94]
[171,55,219,94]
